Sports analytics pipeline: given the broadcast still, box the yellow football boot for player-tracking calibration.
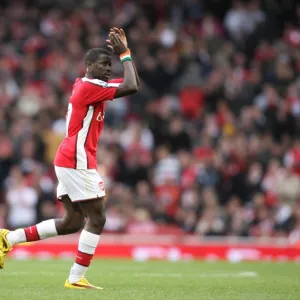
[0,229,12,269]
[64,278,103,290]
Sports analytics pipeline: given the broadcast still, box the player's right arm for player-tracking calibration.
[107,31,139,99]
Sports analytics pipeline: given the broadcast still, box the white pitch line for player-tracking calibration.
[133,272,258,278]
[3,271,258,279]
[3,271,63,277]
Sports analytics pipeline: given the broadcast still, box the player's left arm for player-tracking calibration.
[132,61,140,88]
[109,28,140,88]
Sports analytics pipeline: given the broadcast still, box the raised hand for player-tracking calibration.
[107,28,128,53]
[111,27,128,48]
[106,32,127,55]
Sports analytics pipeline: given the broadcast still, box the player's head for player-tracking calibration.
[84,48,112,82]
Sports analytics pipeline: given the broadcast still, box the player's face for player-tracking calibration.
[91,54,112,82]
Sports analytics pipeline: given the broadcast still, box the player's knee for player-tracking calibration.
[68,219,84,233]
[89,211,106,231]
[96,212,106,229]
[62,213,84,234]
[99,213,106,228]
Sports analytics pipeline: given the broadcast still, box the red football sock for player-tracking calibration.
[68,230,100,283]
[75,250,93,267]
[24,225,40,242]
[6,220,58,246]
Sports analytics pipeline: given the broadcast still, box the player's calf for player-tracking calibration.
[55,213,85,235]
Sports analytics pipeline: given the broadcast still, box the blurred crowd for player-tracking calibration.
[0,0,300,241]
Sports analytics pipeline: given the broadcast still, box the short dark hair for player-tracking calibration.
[84,48,111,65]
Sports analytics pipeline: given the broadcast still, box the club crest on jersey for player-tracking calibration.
[96,112,105,121]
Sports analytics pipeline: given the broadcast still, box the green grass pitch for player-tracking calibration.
[0,259,299,300]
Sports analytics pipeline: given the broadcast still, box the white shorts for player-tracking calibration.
[55,166,106,202]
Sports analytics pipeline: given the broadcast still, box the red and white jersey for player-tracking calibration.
[54,77,123,169]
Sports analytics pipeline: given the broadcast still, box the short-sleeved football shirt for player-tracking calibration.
[54,77,123,169]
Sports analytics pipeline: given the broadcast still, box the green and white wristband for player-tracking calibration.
[120,49,132,63]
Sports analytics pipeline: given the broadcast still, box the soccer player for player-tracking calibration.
[0,28,139,289]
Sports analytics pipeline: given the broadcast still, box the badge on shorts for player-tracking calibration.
[98,181,105,191]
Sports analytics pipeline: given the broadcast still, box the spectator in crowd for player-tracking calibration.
[5,166,38,228]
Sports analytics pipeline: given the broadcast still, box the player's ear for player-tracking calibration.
[86,61,93,68]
